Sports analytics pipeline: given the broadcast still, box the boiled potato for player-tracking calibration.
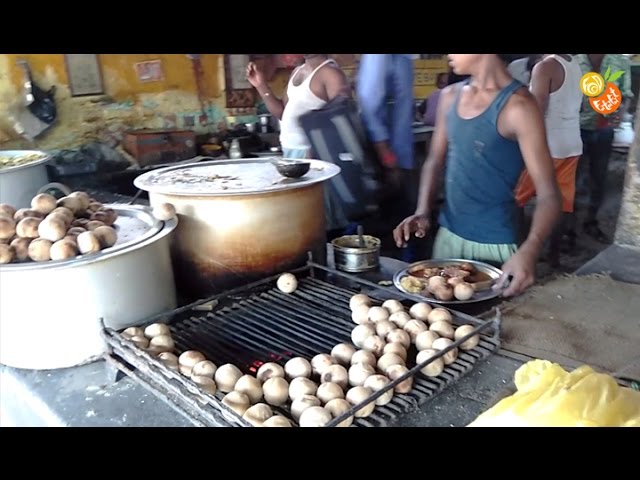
[349,293,371,311]
[0,244,15,264]
[0,204,17,219]
[86,220,105,231]
[93,226,117,248]
[14,208,44,222]
[90,211,110,225]
[68,191,91,210]
[277,273,298,293]
[49,207,74,225]
[144,323,171,338]
[153,203,177,221]
[263,415,292,427]
[454,325,480,350]
[76,231,101,255]
[71,218,90,229]
[87,201,103,214]
[31,193,57,215]
[38,216,67,242]
[57,196,82,214]
[10,237,31,262]
[454,282,475,301]
[49,239,78,261]
[28,238,52,261]
[0,215,17,241]
[97,207,117,226]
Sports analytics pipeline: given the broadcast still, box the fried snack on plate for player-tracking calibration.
[400,275,426,294]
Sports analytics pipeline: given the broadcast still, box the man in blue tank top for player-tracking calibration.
[393,54,561,297]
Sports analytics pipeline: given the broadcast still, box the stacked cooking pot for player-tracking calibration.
[134,158,340,299]
[0,151,178,370]
[1,153,340,370]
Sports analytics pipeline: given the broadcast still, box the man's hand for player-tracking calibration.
[246,62,266,90]
[495,245,537,297]
[393,214,430,248]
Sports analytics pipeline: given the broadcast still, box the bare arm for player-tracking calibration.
[529,59,556,114]
[258,84,288,120]
[497,93,561,296]
[515,99,561,254]
[246,62,288,120]
[321,66,352,100]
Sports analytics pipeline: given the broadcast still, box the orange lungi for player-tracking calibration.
[515,155,580,213]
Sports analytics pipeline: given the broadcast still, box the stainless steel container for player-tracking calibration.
[331,234,381,273]
[0,204,178,370]
[134,158,340,299]
[0,150,50,208]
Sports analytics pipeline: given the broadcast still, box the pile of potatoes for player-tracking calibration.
[0,191,118,264]
[122,323,294,427]
[349,294,480,380]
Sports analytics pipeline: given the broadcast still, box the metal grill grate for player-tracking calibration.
[104,263,500,427]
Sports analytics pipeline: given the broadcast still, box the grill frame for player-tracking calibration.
[102,259,501,427]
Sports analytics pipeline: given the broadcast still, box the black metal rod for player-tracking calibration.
[103,355,206,427]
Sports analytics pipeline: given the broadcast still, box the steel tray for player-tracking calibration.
[393,258,505,305]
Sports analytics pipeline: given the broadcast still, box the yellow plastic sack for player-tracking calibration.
[468,360,640,427]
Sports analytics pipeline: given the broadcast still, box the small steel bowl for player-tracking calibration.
[331,234,381,273]
[272,159,311,179]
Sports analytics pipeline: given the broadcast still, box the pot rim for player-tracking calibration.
[331,234,381,254]
[0,150,51,174]
[0,204,177,272]
[133,158,341,197]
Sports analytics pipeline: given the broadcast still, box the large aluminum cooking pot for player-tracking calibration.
[0,204,178,370]
[0,150,50,208]
[134,158,340,299]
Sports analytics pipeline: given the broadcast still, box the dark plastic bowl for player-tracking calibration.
[272,160,311,179]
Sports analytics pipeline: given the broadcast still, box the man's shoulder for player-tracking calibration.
[504,85,538,119]
[534,56,564,78]
[318,62,347,82]
[439,82,462,104]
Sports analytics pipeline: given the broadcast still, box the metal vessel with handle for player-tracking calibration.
[133,158,341,299]
[0,150,51,208]
[0,204,178,370]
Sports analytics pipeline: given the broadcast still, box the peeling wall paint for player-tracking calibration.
[0,54,228,150]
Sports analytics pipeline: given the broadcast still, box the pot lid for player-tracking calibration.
[133,158,341,196]
[0,150,50,174]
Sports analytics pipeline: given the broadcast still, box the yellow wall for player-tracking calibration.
[269,55,448,100]
[0,54,227,150]
[413,58,449,99]
[0,54,450,150]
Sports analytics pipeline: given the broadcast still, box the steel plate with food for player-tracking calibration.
[393,259,504,305]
